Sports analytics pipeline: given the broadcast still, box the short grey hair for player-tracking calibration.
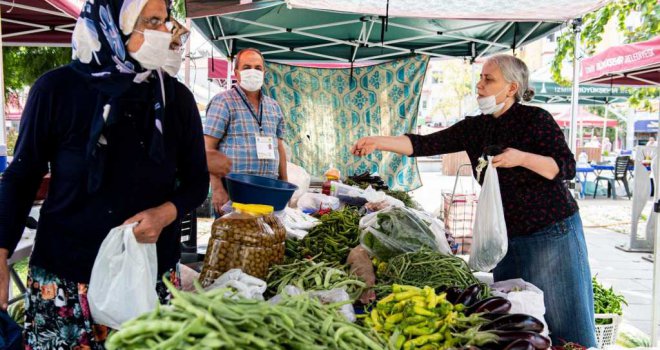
[234,48,265,70]
[486,54,534,102]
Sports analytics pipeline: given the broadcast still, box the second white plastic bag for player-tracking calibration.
[469,158,508,272]
[88,223,159,329]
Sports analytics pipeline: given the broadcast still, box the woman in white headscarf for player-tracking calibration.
[0,0,208,347]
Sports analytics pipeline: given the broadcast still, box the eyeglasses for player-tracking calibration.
[137,16,169,30]
[134,17,190,50]
[169,18,190,50]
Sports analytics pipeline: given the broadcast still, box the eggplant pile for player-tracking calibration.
[346,171,390,191]
[440,284,550,350]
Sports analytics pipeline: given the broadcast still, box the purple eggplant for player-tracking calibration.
[481,314,544,333]
[488,331,551,350]
[504,339,535,350]
[466,296,511,315]
[456,284,482,306]
[443,287,465,304]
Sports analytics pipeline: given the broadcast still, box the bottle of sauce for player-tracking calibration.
[322,168,340,195]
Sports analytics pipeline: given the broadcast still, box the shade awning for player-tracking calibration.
[0,0,81,46]
[580,36,660,86]
[554,108,617,128]
[529,80,630,105]
[635,119,658,133]
[188,0,608,62]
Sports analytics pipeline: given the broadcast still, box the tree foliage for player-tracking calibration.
[2,46,71,96]
[551,0,659,110]
[171,0,186,20]
[6,128,18,156]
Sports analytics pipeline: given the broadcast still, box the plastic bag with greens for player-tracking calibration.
[359,207,450,260]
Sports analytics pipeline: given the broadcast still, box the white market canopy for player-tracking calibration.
[187,0,610,62]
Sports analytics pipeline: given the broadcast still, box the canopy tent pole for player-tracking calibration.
[615,126,619,151]
[184,18,191,87]
[602,103,609,153]
[0,8,6,146]
[569,18,582,153]
[226,55,232,91]
[653,97,660,347]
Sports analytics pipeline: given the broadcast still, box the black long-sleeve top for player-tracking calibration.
[0,64,209,283]
[407,102,578,237]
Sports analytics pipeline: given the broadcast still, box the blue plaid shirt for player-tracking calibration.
[204,86,285,178]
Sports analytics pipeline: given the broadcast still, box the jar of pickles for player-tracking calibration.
[199,203,286,286]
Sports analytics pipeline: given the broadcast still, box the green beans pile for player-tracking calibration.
[267,259,366,300]
[287,208,362,263]
[374,250,490,299]
[106,280,387,350]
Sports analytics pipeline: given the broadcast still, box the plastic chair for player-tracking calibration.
[593,156,632,199]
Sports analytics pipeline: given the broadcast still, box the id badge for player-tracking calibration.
[255,136,276,160]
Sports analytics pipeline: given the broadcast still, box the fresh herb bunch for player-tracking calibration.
[593,277,628,325]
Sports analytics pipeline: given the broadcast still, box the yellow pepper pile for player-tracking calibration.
[364,284,496,350]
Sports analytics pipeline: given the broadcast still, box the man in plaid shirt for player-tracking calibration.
[204,48,288,213]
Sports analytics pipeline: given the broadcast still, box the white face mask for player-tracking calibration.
[477,86,508,115]
[162,49,182,76]
[239,69,264,92]
[129,29,172,70]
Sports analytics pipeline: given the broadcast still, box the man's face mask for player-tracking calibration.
[239,69,264,92]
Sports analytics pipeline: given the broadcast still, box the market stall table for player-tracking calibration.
[576,165,594,199]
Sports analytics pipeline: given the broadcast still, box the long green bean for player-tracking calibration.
[106,279,386,350]
[374,249,490,298]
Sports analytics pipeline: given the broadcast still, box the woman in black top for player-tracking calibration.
[0,0,208,347]
[352,55,596,347]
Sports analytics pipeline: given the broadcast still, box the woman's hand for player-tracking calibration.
[492,148,528,168]
[124,202,178,243]
[351,137,380,156]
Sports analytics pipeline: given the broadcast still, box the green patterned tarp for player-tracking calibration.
[264,55,429,191]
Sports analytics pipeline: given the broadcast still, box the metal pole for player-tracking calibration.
[0,8,6,146]
[615,126,619,152]
[602,103,609,153]
[569,18,582,154]
[653,98,660,346]
[184,18,191,88]
[226,57,232,90]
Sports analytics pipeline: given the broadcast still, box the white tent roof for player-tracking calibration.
[285,0,611,21]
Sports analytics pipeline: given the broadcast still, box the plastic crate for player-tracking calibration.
[594,313,622,348]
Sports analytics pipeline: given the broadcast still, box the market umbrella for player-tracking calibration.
[553,107,617,128]
[0,0,81,145]
[580,36,660,86]
[0,0,80,46]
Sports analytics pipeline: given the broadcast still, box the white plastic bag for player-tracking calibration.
[281,207,320,240]
[287,163,311,207]
[204,269,267,300]
[491,279,549,337]
[469,158,508,272]
[297,193,340,212]
[88,224,158,329]
[359,206,450,260]
[268,286,356,322]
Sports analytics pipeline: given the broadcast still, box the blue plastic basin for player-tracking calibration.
[224,173,298,211]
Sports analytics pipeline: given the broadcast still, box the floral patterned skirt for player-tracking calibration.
[24,265,180,350]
